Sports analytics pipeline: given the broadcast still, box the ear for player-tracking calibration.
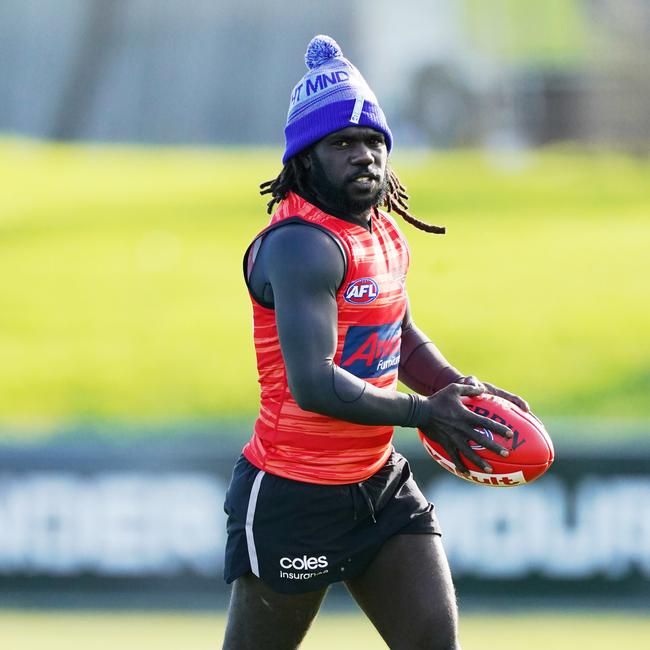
[299,150,312,170]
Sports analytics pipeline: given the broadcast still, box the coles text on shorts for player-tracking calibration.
[279,555,329,580]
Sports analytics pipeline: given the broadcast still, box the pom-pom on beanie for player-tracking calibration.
[283,35,393,164]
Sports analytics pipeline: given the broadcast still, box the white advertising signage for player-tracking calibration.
[0,472,226,576]
[0,442,649,597]
[427,475,650,579]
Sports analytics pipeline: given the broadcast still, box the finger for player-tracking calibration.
[460,442,493,473]
[442,440,469,475]
[460,375,486,392]
[484,382,530,412]
[466,412,513,440]
[467,426,510,457]
[504,393,530,412]
[451,382,484,398]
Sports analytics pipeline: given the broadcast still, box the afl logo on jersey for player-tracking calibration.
[344,278,379,304]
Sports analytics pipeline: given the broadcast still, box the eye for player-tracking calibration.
[332,139,349,148]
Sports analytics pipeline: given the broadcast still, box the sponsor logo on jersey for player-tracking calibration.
[340,321,401,379]
[344,277,379,304]
[279,555,329,581]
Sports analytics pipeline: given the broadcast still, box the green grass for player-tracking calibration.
[0,610,648,649]
[1,139,649,434]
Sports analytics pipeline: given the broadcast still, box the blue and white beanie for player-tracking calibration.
[283,35,393,164]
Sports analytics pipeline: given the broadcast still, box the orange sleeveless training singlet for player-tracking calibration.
[242,192,410,484]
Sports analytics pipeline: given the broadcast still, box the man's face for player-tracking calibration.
[302,126,388,218]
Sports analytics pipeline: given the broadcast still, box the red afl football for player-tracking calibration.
[418,394,554,487]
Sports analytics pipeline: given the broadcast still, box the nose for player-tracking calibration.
[350,143,374,165]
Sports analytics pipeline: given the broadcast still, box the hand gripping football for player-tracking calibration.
[418,394,554,487]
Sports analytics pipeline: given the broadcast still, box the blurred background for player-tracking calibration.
[1,1,649,648]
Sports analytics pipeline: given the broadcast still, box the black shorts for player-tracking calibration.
[223,449,441,594]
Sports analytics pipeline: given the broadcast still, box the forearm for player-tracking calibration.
[289,362,429,428]
[399,322,463,395]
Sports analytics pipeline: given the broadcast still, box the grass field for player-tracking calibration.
[1,610,649,649]
[1,139,649,435]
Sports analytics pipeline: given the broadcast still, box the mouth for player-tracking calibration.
[349,172,381,189]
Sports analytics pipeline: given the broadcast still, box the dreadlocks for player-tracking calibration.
[259,159,446,235]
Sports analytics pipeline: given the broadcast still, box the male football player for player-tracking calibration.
[222,35,528,650]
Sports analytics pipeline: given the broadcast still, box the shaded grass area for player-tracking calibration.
[0,610,649,650]
[1,139,649,436]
